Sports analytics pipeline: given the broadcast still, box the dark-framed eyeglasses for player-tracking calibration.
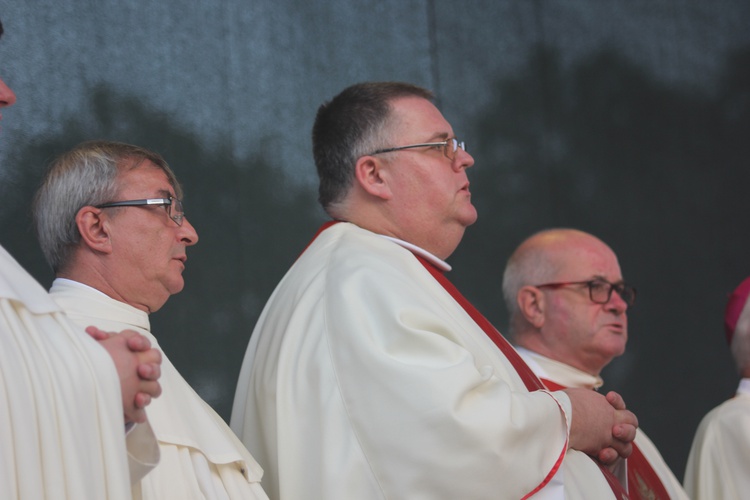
[534,279,636,306]
[366,137,466,161]
[95,197,185,226]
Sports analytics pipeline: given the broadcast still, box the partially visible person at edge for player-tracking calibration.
[502,228,688,499]
[0,18,163,500]
[683,276,750,499]
[33,140,269,500]
[231,81,638,499]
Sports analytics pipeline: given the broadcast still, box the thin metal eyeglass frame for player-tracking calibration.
[366,137,466,161]
[534,279,636,306]
[94,197,184,226]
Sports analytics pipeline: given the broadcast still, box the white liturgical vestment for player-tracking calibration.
[0,244,140,499]
[231,222,619,500]
[683,378,750,500]
[50,278,268,500]
[517,348,688,500]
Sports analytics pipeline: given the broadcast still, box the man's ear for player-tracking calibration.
[354,155,392,200]
[75,206,113,254]
[517,286,546,329]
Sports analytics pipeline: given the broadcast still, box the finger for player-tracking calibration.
[125,332,152,352]
[137,363,161,381]
[614,408,639,428]
[139,380,162,399]
[85,325,112,341]
[613,423,638,443]
[597,447,619,465]
[605,391,625,410]
[606,438,634,460]
[134,392,152,409]
[143,348,162,365]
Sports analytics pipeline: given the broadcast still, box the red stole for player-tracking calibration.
[540,379,670,500]
[414,254,629,499]
[305,223,629,499]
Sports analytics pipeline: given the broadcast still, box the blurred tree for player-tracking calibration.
[0,85,324,418]
[452,43,750,477]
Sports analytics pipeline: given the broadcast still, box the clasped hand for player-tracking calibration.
[86,326,163,424]
[565,388,638,465]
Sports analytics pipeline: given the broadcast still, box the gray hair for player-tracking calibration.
[33,140,181,272]
[312,82,434,215]
[502,229,587,338]
[502,243,556,328]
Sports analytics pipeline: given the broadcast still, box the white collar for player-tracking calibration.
[54,277,115,299]
[738,378,750,396]
[378,235,452,272]
[515,346,604,390]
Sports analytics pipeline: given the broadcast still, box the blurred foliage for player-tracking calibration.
[0,86,325,417]
[451,44,750,474]
[2,44,749,477]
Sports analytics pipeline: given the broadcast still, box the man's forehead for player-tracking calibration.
[115,161,174,194]
[389,96,452,137]
[554,242,623,280]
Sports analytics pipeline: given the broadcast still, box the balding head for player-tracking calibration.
[503,228,630,375]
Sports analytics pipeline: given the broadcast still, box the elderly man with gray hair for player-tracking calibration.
[684,276,750,499]
[33,140,268,500]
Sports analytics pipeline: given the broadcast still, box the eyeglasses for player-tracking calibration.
[366,137,466,161]
[534,279,636,306]
[95,197,185,226]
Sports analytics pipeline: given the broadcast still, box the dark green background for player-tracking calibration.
[2,0,749,480]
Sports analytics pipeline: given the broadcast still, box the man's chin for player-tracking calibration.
[459,206,478,227]
[603,341,627,360]
[160,279,185,303]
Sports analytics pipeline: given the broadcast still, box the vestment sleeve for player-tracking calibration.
[684,398,750,499]
[322,247,570,498]
[126,421,160,484]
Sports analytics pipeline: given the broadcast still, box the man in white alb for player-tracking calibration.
[231,81,639,499]
[684,276,750,499]
[33,140,268,500]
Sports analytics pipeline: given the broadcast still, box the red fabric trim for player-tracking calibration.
[415,256,545,391]
[414,255,566,499]
[539,378,567,392]
[304,224,628,498]
[626,444,671,500]
[298,220,339,256]
[541,379,666,500]
[415,255,631,499]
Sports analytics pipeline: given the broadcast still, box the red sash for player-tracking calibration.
[305,223,629,499]
[540,379,670,500]
[414,254,630,500]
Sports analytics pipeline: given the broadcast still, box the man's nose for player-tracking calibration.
[453,147,474,172]
[180,217,199,245]
[0,77,17,108]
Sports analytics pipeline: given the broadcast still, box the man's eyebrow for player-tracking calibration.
[155,188,174,198]
[424,132,450,142]
[591,275,625,284]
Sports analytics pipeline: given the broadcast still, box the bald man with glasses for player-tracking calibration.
[503,228,688,499]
